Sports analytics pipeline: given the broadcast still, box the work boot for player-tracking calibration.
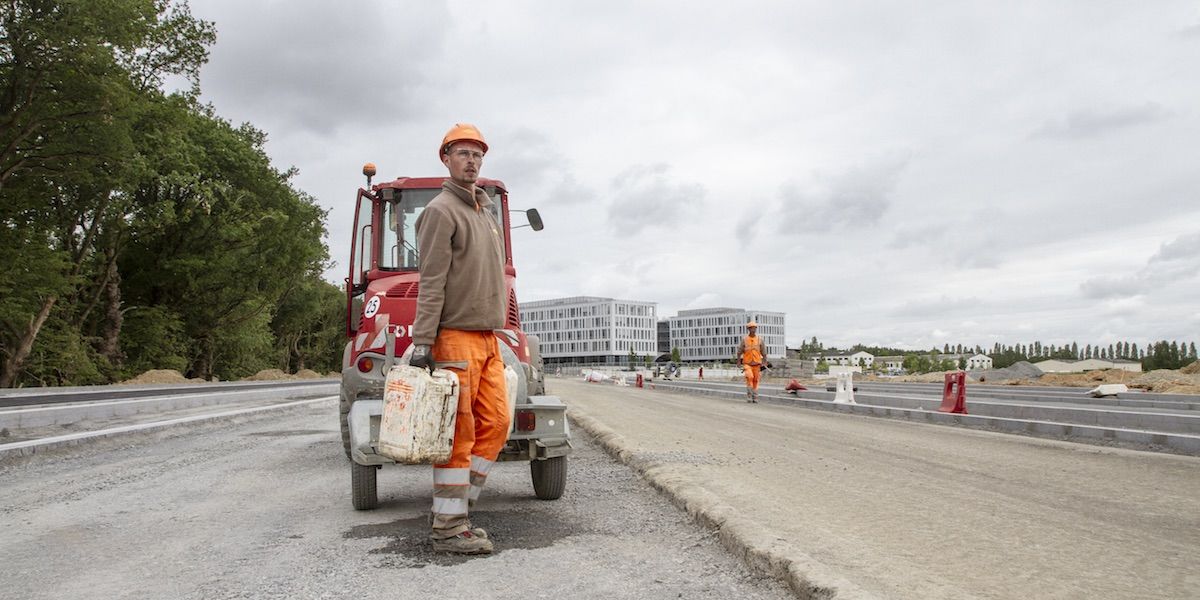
[428,513,487,538]
[431,530,493,555]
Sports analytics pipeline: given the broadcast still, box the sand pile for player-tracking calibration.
[1036,369,1139,387]
[121,369,203,385]
[242,369,295,381]
[896,370,976,383]
[1181,361,1200,375]
[1131,369,1200,394]
[294,369,324,379]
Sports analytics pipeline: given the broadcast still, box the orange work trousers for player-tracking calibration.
[743,364,762,391]
[429,329,511,538]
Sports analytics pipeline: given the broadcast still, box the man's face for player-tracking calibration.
[748,326,758,336]
[442,141,485,186]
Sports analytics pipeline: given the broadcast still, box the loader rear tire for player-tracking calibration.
[531,456,567,500]
[351,462,378,510]
[339,398,351,459]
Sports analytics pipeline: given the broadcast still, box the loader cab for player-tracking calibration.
[344,169,542,365]
[345,177,504,334]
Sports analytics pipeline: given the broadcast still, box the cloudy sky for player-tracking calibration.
[184,0,1200,350]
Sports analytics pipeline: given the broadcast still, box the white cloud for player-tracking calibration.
[1032,103,1171,140]
[186,0,1200,349]
[1080,232,1200,299]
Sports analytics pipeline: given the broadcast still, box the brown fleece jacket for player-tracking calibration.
[412,180,507,346]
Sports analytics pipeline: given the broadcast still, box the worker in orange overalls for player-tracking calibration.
[410,123,510,555]
[736,321,767,403]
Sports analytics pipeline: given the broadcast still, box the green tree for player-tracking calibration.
[270,278,344,374]
[670,347,681,363]
[120,107,329,381]
[0,0,214,386]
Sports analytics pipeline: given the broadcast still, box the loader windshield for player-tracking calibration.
[381,189,436,270]
[379,187,504,270]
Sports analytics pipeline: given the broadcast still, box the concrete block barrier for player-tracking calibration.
[0,383,338,430]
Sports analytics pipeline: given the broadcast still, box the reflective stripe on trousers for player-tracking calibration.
[430,329,510,538]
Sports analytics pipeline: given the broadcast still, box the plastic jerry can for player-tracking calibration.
[378,365,460,464]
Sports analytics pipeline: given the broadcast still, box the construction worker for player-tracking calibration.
[410,123,509,555]
[736,321,766,402]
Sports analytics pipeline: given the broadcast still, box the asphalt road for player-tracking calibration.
[0,399,792,600]
[554,378,1200,599]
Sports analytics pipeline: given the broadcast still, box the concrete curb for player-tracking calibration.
[0,396,336,461]
[568,405,879,600]
[0,383,339,429]
[650,382,1200,456]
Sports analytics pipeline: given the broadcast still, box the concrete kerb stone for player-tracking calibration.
[0,383,339,429]
[0,396,336,461]
[567,406,879,600]
[650,382,1200,456]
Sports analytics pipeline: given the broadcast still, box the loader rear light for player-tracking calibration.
[516,410,536,432]
[356,357,375,373]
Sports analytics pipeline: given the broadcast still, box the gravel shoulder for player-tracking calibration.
[553,377,1200,600]
[0,398,792,600]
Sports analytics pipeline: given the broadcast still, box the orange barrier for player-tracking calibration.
[939,371,968,414]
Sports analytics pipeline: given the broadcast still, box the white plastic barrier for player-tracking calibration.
[833,372,856,404]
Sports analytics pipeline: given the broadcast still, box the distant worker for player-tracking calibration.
[736,321,766,402]
[409,123,508,555]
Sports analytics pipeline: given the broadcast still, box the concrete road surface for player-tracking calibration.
[0,399,791,600]
[555,378,1200,599]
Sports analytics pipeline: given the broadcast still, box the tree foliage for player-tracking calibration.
[0,1,342,386]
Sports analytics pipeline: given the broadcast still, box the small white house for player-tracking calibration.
[966,354,993,370]
[849,351,874,367]
[813,351,875,368]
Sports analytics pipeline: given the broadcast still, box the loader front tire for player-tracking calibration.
[531,456,567,500]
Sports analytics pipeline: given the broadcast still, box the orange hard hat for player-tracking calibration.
[440,123,488,157]
[747,321,758,328]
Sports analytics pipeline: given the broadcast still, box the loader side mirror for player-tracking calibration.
[509,208,544,231]
[526,208,543,231]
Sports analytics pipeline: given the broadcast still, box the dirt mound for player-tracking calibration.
[1181,361,1200,375]
[896,370,972,383]
[968,361,1043,383]
[121,369,203,385]
[242,369,295,381]
[1131,369,1200,393]
[326,371,341,378]
[1034,369,1138,387]
[294,369,324,379]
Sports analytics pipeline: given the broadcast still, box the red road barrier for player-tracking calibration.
[636,374,644,388]
[785,379,807,394]
[939,371,968,414]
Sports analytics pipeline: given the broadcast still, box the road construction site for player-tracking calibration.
[2,377,1198,599]
[559,377,1200,599]
[651,377,1200,455]
[0,392,792,600]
